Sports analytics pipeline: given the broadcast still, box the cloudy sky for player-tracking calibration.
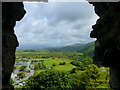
[15,1,99,49]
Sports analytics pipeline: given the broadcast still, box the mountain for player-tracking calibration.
[17,41,95,57]
[49,43,84,51]
[48,41,95,56]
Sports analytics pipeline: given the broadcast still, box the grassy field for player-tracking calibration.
[53,64,77,71]
[15,51,79,75]
[34,70,46,76]
[15,50,109,76]
[44,58,72,66]
[14,50,110,88]
[14,65,23,70]
[16,51,83,59]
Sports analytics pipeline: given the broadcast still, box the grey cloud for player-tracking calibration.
[15,2,98,49]
[44,2,96,25]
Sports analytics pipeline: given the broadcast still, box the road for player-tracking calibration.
[12,59,34,86]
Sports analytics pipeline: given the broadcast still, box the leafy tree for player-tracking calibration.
[72,64,110,88]
[52,63,56,66]
[22,56,26,58]
[19,65,27,71]
[9,79,14,84]
[70,68,76,74]
[24,70,73,89]
[59,62,66,65]
[81,57,93,67]
[34,62,45,70]
[26,70,30,73]
[13,66,16,70]
[70,61,81,67]
[18,72,25,79]
[71,61,85,70]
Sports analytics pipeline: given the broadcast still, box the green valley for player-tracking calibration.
[11,41,110,89]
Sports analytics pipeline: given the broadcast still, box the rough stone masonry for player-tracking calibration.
[90,2,120,89]
[2,2,26,89]
[2,2,120,89]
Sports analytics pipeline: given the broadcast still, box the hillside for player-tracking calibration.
[75,41,95,56]
[17,41,95,57]
[48,41,95,56]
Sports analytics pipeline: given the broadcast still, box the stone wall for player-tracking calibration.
[2,2,120,89]
[2,2,26,89]
[90,2,120,89]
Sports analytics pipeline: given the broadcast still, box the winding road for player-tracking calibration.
[12,59,34,87]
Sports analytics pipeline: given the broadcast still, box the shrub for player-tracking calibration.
[24,70,73,89]
[59,62,66,65]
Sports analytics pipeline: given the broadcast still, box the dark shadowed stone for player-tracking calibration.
[90,2,120,89]
[2,2,26,89]
[2,1,120,89]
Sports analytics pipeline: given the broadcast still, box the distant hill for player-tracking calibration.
[17,41,95,57]
[75,41,95,56]
[48,41,95,56]
[48,43,84,51]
